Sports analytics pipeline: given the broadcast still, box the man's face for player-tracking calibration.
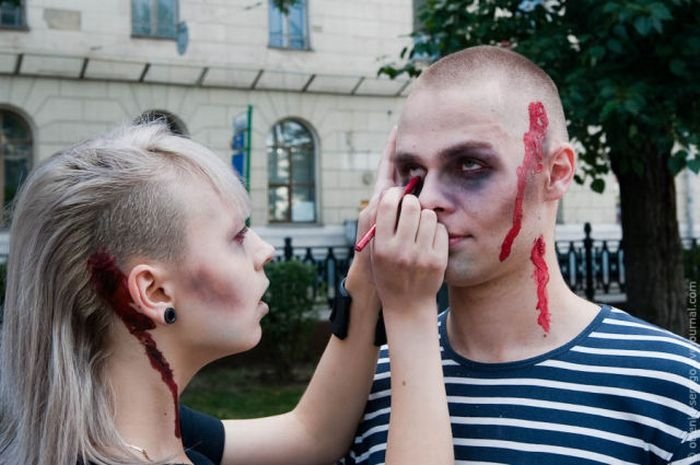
[395,84,547,287]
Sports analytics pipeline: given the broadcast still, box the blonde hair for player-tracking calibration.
[0,122,249,465]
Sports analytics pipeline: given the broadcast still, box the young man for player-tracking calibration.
[341,45,700,465]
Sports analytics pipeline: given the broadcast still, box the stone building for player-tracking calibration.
[0,0,697,251]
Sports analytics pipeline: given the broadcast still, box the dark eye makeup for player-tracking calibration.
[233,226,249,244]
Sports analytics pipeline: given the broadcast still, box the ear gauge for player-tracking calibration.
[163,307,177,325]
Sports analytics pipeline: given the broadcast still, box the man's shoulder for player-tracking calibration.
[597,306,698,346]
[586,305,700,372]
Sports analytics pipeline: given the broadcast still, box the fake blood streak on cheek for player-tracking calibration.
[530,235,551,333]
[87,251,181,438]
[499,101,549,262]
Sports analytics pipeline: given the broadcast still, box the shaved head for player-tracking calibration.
[412,45,569,150]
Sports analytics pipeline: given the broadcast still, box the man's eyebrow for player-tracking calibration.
[438,141,498,162]
[393,151,421,166]
[394,141,499,165]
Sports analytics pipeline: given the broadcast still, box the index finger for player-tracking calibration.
[372,126,398,197]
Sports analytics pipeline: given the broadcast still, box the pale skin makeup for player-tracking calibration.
[396,82,601,363]
[104,140,453,465]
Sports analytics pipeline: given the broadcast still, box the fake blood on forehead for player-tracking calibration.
[87,251,181,438]
[530,235,551,333]
[498,102,549,262]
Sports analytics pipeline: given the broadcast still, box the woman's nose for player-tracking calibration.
[250,229,276,270]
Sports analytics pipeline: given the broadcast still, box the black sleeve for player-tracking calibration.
[180,405,225,465]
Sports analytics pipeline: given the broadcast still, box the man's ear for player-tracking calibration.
[544,143,576,201]
[127,264,175,326]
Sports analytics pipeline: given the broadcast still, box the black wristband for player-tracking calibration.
[329,277,386,347]
[329,278,352,339]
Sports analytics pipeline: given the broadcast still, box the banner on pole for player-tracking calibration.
[231,105,252,189]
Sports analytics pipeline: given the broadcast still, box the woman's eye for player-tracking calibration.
[234,226,249,244]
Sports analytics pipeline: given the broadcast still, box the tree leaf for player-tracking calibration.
[601,101,619,120]
[634,16,652,36]
[624,97,643,115]
[591,178,606,193]
[590,45,606,60]
[649,2,673,21]
[668,153,687,175]
[612,24,628,40]
[602,2,619,14]
[670,59,688,76]
[606,38,624,54]
[687,158,700,174]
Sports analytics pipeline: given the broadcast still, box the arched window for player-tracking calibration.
[135,110,187,136]
[267,119,316,223]
[0,109,32,224]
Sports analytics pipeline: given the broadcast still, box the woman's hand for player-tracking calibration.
[370,187,448,312]
[346,127,399,298]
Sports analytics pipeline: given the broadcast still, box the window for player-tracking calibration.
[268,0,309,50]
[132,0,178,39]
[0,0,26,29]
[267,120,316,223]
[135,110,187,136]
[0,110,32,224]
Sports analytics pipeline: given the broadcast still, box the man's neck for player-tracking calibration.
[446,265,600,364]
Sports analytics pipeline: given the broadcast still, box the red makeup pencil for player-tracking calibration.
[354,176,422,252]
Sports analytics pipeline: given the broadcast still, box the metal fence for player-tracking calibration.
[275,222,700,307]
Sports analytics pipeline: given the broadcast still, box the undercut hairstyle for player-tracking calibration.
[0,122,250,465]
[415,45,569,146]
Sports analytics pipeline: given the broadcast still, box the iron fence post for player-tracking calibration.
[584,222,594,300]
[284,237,293,261]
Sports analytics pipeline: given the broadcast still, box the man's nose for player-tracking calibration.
[417,173,449,213]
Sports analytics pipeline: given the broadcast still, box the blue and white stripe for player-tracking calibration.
[340,306,700,465]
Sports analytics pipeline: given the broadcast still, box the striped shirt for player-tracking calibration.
[340,306,700,465]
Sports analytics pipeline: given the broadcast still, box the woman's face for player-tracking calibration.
[168,179,275,359]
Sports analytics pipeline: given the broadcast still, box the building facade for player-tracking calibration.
[0,0,697,251]
[0,0,413,249]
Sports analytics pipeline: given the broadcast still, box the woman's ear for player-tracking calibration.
[544,143,576,201]
[127,264,175,326]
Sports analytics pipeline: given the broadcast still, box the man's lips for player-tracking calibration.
[448,234,472,247]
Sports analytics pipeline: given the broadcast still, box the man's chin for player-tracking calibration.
[444,259,495,288]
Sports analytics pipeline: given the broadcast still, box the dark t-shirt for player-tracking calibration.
[181,405,225,465]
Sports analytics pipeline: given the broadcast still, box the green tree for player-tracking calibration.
[261,259,317,380]
[271,0,300,14]
[381,0,699,336]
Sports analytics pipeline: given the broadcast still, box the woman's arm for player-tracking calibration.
[370,187,453,465]
[220,130,398,465]
[220,271,381,465]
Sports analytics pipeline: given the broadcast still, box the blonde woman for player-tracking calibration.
[0,123,452,465]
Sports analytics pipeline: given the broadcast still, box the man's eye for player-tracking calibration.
[408,167,426,178]
[397,165,425,181]
[461,159,482,172]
